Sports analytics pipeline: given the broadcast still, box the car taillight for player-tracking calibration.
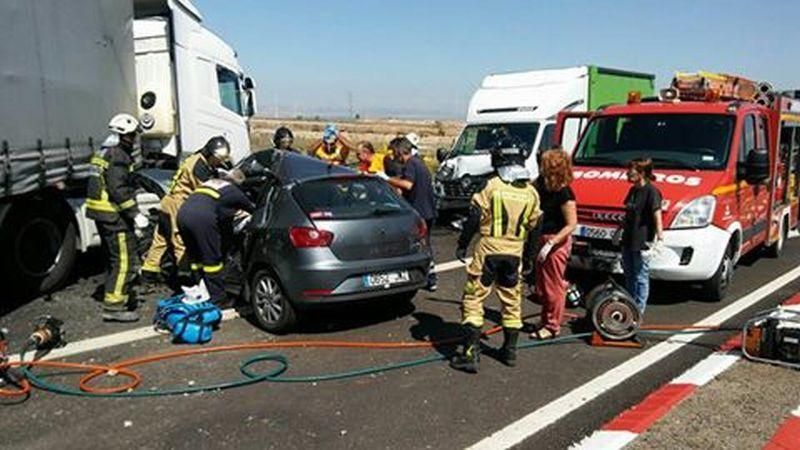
[289,226,333,248]
[415,219,428,240]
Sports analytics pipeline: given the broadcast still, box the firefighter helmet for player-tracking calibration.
[204,136,231,162]
[108,113,141,135]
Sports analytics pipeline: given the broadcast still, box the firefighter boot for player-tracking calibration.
[499,328,520,367]
[101,301,140,323]
[450,325,482,374]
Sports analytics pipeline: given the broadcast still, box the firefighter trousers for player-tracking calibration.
[97,222,138,310]
[462,240,524,330]
[142,195,185,275]
[177,210,226,305]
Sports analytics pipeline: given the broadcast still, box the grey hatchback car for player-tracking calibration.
[231,150,432,332]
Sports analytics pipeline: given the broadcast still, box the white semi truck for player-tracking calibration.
[433,66,654,211]
[0,0,256,296]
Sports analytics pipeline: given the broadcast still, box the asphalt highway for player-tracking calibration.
[2,227,799,449]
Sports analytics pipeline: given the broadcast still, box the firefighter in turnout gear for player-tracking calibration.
[141,136,233,286]
[177,174,255,306]
[86,113,148,322]
[451,131,541,373]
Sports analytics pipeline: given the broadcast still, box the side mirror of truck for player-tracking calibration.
[741,149,770,184]
[436,147,449,163]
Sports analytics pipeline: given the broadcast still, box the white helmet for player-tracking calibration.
[108,113,141,135]
[405,132,421,148]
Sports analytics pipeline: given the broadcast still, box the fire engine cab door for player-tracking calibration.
[738,113,771,251]
[555,111,594,155]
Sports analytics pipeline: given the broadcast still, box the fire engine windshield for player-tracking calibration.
[573,114,735,170]
[450,122,539,156]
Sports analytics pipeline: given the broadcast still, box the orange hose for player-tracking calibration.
[0,310,718,398]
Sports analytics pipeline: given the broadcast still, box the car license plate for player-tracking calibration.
[363,270,410,288]
[575,225,617,240]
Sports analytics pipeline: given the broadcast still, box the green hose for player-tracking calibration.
[23,329,734,398]
[23,333,593,398]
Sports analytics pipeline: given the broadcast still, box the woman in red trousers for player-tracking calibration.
[532,149,577,339]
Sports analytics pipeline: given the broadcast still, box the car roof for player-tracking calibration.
[251,149,356,183]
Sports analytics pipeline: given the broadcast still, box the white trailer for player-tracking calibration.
[0,0,256,296]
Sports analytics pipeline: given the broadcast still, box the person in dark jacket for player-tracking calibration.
[86,113,149,322]
[177,173,255,305]
[619,158,663,314]
[383,137,438,291]
[141,136,233,286]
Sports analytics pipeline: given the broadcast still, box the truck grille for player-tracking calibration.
[577,207,626,226]
[440,177,488,199]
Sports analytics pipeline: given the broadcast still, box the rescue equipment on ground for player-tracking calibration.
[153,282,222,344]
[584,279,642,343]
[565,282,582,308]
[742,305,800,370]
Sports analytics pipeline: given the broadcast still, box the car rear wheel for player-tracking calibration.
[250,269,297,333]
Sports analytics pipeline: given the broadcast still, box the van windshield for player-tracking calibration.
[573,114,735,170]
[451,123,539,157]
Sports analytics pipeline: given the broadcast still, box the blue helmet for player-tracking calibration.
[323,124,338,142]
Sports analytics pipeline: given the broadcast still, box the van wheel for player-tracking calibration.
[0,203,77,296]
[249,268,296,333]
[766,217,788,258]
[701,241,734,301]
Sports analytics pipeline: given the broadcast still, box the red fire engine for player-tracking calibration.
[556,72,800,300]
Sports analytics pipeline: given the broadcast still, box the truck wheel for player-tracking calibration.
[701,241,734,302]
[249,268,297,334]
[0,204,77,295]
[766,216,788,258]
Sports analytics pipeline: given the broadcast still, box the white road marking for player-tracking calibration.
[670,353,740,386]
[468,264,800,450]
[8,258,470,363]
[569,430,638,450]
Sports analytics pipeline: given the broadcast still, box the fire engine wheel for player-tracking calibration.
[701,241,734,302]
[766,216,788,258]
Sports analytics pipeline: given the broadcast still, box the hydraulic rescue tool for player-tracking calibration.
[742,306,800,370]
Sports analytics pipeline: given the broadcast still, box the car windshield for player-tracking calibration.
[293,177,406,220]
[451,122,539,156]
[573,114,735,170]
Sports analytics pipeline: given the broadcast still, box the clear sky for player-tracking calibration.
[194,0,800,119]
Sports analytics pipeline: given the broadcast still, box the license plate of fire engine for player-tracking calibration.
[575,225,616,240]
[363,270,410,288]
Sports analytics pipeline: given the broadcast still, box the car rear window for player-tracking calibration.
[293,177,406,219]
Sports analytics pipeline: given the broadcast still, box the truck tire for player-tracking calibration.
[766,216,788,258]
[701,240,734,302]
[0,202,78,296]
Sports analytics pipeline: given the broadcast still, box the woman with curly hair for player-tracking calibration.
[532,149,577,339]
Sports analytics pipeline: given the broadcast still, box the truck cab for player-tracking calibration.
[134,0,256,163]
[434,66,654,211]
[559,78,800,300]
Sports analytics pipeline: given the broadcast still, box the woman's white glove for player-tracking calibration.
[537,240,555,263]
[374,171,390,181]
